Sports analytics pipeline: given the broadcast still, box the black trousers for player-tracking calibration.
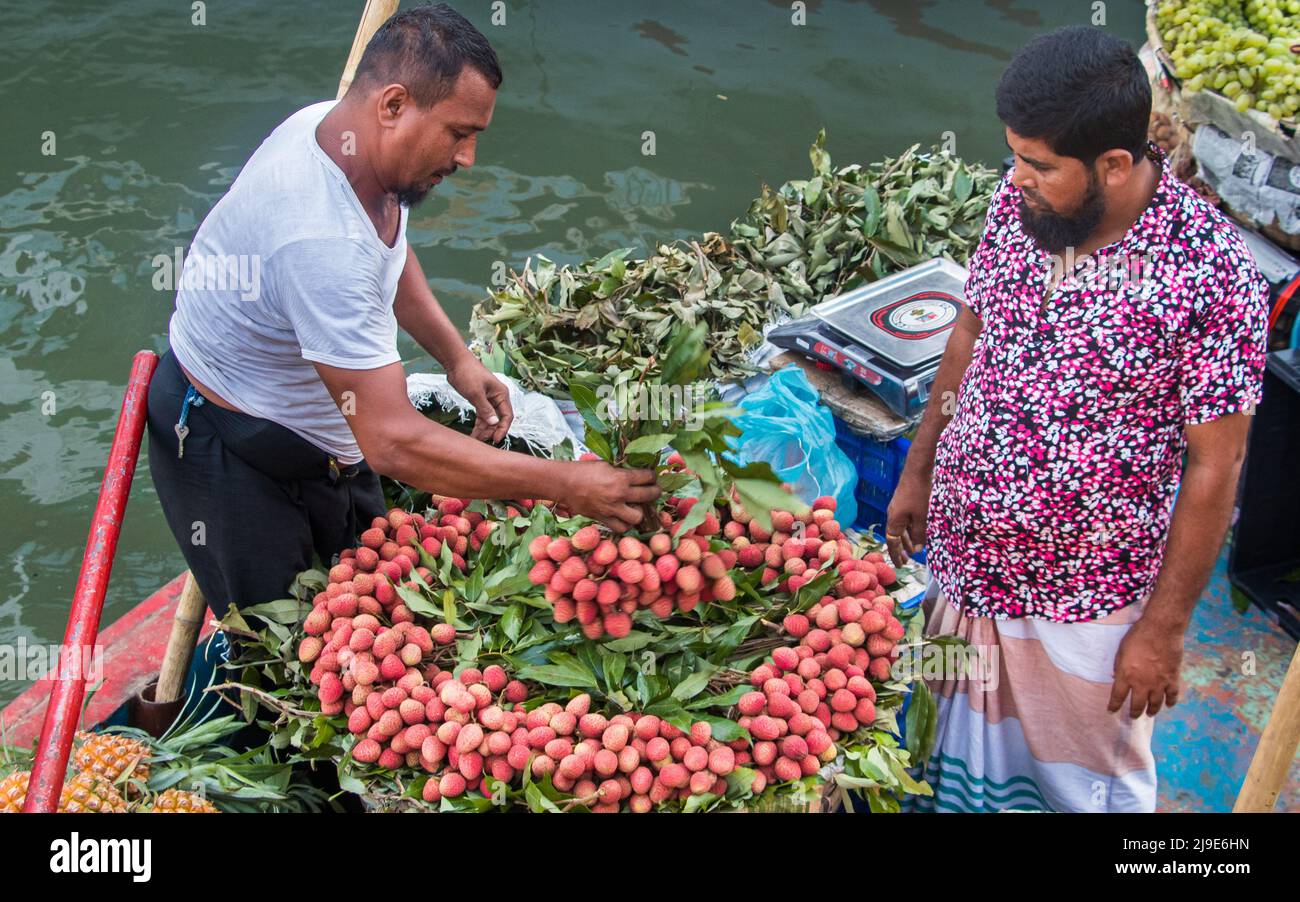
[146,349,386,620]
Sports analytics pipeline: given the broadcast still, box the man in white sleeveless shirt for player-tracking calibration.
[148,5,658,618]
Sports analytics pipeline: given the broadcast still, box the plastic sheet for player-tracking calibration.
[730,365,858,525]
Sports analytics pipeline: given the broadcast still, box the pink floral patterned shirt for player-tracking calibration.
[926,146,1269,621]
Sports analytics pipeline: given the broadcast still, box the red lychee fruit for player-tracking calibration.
[781,735,809,761]
[658,763,689,789]
[674,565,702,594]
[572,525,601,552]
[771,646,800,672]
[773,756,802,782]
[603,612,632,638]
[545,537,573,563]
[749,715,782,741]
[528,560,557,586]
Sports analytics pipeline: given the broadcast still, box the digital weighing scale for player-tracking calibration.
[766,258,969,420]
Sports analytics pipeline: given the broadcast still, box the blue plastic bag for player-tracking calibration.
[730,366,858,525]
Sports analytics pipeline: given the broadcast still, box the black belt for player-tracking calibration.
[165,352,364,486]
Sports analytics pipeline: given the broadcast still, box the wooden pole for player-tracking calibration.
[337,0,401,100]
[153,572,210,704]
[1234,641,1300,812]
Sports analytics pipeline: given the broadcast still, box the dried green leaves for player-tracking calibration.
[729,130,1000,302]
[469,132,998,396]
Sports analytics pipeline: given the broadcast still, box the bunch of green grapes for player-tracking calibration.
[1155,0,1300,121]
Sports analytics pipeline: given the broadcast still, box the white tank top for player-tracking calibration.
[169,101,408,464]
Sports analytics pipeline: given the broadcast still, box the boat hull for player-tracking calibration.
[1,573,212,746]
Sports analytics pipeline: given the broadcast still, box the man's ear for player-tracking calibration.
[1098,148,1135,187]
[376,84,410,129]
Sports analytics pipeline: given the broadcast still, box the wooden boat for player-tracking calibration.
[1,573,211,750]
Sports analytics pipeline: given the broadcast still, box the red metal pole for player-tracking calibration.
[23,350,158,812]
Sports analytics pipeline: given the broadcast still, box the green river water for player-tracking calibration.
[0,0,1147,703]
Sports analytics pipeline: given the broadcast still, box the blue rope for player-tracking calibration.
[179,384,205,427]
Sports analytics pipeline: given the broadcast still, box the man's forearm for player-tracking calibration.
[1140,459,1242,632]
[901,313,979,478]
[380,414,573,502]
[393,246,474,367]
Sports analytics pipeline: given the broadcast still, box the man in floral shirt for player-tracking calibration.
[888,26,1268,812]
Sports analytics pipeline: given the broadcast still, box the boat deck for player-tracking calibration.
[1154,546,1298,811]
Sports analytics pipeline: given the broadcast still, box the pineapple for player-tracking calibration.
[73,731,151,784]
[149,788,218,813]
[58,771,128,813]
[0,771,30,813]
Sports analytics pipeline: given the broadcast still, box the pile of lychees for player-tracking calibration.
[415,687,749,812]
[297,508,754,811]
[300,602,460,724]
[314,500,512,635]
[295,479,914,811]
[526,473,859,639]
[719,551,906,789]
[299,507,475,726]
[793,551,905,682]
[343,497,528,580]
[350,661,523,776]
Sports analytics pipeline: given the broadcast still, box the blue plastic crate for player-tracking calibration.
[832,420,909,512]
[832,418,925,563]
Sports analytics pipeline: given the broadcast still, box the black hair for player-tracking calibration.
[352,2,502,107]
[996,26,1150,165]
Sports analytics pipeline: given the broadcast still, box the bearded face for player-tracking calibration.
[1016,164,1106,254]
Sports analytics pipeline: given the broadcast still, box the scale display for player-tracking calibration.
[766,258,970,420]
[871,292,960,339]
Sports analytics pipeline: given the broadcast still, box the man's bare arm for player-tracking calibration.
[1108,411,1251,717]
[314,360,658,531]
[1143,412,1249,630]
[392,246,513,443]
[393,246,474,368]
[885,304,982,565]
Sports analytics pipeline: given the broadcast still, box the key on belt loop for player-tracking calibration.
[174,385,205,459]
